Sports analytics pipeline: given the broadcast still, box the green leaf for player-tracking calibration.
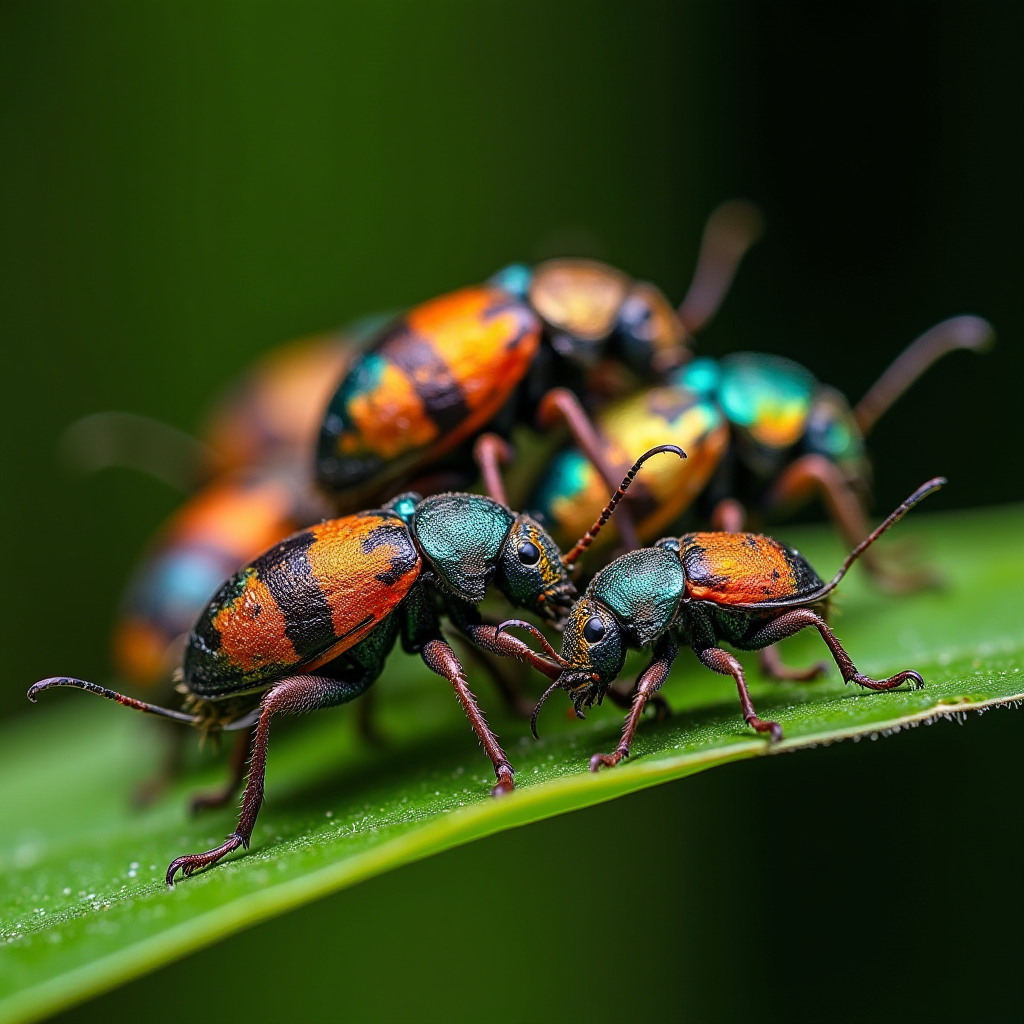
[1,504,1021,1023]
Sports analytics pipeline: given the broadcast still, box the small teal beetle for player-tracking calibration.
[502,477,945,766]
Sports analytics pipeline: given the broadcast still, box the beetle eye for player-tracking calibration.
[583,616,605,643]
[517,541,540,565]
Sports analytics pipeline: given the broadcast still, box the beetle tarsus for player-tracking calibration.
[490,767,515,798]
[166,834,244,886]
[589,748,626,772]
[849,669,924,692]
[747,715,783,742]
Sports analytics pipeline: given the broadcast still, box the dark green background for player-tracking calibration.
[2,2,1021,1021]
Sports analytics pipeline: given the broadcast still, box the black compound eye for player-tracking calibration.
[517,540,541,565]
[583,616,606,643]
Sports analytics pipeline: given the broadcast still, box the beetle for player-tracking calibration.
[29,446,682,884]
[528,317,991,596]
[499,476,944,768]
[314,202,762,535]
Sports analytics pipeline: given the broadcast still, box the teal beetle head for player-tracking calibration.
[551,597,627,718]
[411,494,574,621]
[500,543,685,736]
[495,513,576,625]
[494,596,629,738]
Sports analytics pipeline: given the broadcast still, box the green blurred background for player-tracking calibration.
[2,2,1021,1020]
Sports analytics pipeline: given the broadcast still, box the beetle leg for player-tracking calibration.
[591,642,678,771]
[189,726,255,814]
[677,199,764,335]
[758,645,829,683]
[695,647,782,742]
[460,623,563,682]
[472,433,513,507]
[166,673,371,885]
[747,609,924,692]
[853,316,994,436]
[765,454,940,593]
[419,638,516,797]
[354,687,387,747]
[452,632,536,719]
[535,387,640,551]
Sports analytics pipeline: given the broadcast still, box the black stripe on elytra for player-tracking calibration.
[254,531,338,657]
[483,293,540,351]
[360,517,420,586]
[680,540,729,591]
[784,545,825,599]
[379,326,470,435]
[190,568,254,656]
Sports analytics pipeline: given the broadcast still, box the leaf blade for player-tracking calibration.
[1,504,1022,1023]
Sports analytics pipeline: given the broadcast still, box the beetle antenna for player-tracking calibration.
[494,620,568,666]
[677,199,765,335]
[531,681,562,740]
[729,477,947,611]
[563,445,686,567]
[27,677,203,726]
[854,316,994,436]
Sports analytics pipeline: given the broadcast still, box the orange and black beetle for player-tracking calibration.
[314,202,762,519]
[501,477,945,767]
[30,489,573,882]
[28,446,682,884]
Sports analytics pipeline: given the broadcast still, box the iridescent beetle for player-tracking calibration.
[314,201,762,548]
[529,318,991,596]
[29,447,681,884]
[500,477,944,767]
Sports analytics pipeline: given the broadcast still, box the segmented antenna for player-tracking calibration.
[677,199,765,334]
[28,676,204,725]
[729,476,947,611]
[562,444,686,567]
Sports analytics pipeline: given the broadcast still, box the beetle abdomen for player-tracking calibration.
[679,532,823,606]
[317,286,541,494]
[184,512,421,697]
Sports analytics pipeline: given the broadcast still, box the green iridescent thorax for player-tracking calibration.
[677,353,814,444]
[411,494,515,604]
[557,597,627,709]
[672,356,721,397]
[588,547,685,647]
[494,514,576,624]
[489,262,533,299]
[718,353,815,441]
